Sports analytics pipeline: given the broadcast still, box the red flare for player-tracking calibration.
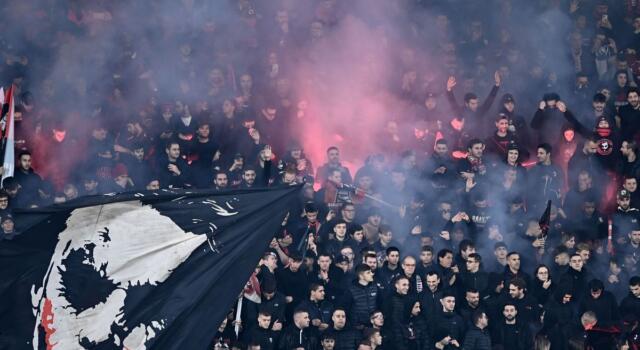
[452,151,467,159]
[53,129,66,143]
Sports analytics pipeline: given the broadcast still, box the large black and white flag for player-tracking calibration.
[0,186,300,349]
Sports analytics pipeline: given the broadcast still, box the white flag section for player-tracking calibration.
[0,87,5,106]
[30,200,208,349]
[2,86,15,182]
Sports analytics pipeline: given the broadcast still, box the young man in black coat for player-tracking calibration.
[579,279,621,328]
[326,308,359,350]
[462,310,491,350]
[342,264,381,329]
[278,310,318,350]
[619,276,640,321]
[248,311,279,350]
[430,290,465,350]
[489,302,533,350]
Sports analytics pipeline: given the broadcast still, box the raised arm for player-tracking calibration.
[445,76,464,118]
[478,71,501,116]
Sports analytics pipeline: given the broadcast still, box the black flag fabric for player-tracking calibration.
[0,186,300,350]
[538,199,552,239]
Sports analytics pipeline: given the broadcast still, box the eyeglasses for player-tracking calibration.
[440,209,451,213]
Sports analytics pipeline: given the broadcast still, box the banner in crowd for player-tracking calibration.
[1,85,14,182]
[0,186,299,349]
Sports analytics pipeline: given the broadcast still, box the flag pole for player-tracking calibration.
[234,295,243,337]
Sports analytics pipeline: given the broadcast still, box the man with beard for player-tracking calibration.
[13,151,43,207]
[579,279,621,328]
[424,139,456,192]
[618,88,640,141]
[620,140,640,179]
[621,228,640,265]
[188,121,220,188]
[124,143,153,191]
[457,139,487,178]
[613,190,640,244]
[499,93,532,153]
[445,72,501,140]
[591,92,616,127]
[343,264,380,329]
[500,278,540,326]
[213,171,229,190]
[531,93,565,146]
[315,169,352,212]
[456,289,485,328]
[484,114,519,164]
[620,276,640,320]
[528,143,563,212]
[490,303,533,350]
[316,147,353,185]
[156,141,190,188]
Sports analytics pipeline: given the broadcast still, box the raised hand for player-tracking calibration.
[539,101,546,110]
[446,76,457,91]
[557,101,567,113]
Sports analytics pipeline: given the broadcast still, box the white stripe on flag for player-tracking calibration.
[2,86,15,183]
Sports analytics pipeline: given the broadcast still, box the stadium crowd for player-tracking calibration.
[4,0,640,349]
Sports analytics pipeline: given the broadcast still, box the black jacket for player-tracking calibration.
[13,168,42,207]
[376,262,402,292]
[429,308,466,349]
[156,156,190,188]
[619,293,640,320]
[490,319,533,350]
[419,287,444,319]
[296,299,333,327]
[459,270,489,298]
[462,325,491,350]
[382,291,417,350]
[558,267,588,303]
[278,325,318,350]
[343,281,380,327]
[579,290,620,327]
[248,326,278,350]
[326,327,360,350]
